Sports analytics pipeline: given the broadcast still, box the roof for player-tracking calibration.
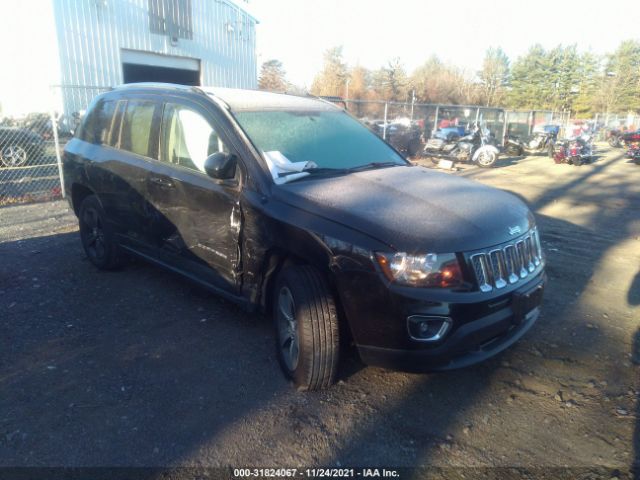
[202,87,337,112]
[112,84,338,112]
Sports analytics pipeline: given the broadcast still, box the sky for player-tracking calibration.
[245,0,640,88]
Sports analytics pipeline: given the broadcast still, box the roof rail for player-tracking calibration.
[113,82,200,92]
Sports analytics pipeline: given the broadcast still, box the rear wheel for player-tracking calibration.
[274,265,339,390]
[572,156,582,166]
[78,195,125,270]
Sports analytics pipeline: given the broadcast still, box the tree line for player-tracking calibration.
[258,41,640,117]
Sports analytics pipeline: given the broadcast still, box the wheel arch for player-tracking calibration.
[71,183,97,217]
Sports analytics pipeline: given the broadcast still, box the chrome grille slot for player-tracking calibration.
[531,230,542,266]
[470,254,492,292]
[504,245,519,284]
[516,240,528,278]
[468,229,544,292]
[489,250,507,289]
[524,236,535,272]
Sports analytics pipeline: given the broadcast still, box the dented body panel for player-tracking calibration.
[63,84,545,372]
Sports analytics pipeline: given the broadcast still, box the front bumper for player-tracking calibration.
[336,268,545,372]
[358,304,540,372]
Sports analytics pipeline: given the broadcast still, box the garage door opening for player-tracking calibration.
[120,50,201,86]
[122,63,200,85]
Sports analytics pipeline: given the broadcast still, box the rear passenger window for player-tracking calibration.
[161,103,228,173]
[120,101,158,158]
[79,100,117,145]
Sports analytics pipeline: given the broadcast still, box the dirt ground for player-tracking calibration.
[0,145,638,476]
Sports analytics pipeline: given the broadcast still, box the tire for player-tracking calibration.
[273,265,339,391]
[572,156,582,166]
[476,150,497,167]
[78,195,125,270]
[406,138,422,157]
[0,144,28,167]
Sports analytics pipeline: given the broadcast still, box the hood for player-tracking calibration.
[273,165,535,252]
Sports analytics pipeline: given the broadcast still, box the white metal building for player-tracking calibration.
[0,0,258,116]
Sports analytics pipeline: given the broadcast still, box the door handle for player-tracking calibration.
[149,176,174,188]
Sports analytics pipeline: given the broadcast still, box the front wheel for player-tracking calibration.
[476,150,497,167]
[274,265,340,390]
[0,144,28,167]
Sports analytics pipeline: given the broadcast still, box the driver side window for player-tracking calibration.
[161,103,228,173]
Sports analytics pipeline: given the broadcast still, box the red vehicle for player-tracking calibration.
[622,129,640,144]
[553,137,592,166]
[626,143,640,161]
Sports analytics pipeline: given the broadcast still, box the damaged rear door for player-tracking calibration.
[145,98,242,293]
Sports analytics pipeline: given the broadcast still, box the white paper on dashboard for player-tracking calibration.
[263,151,316,184]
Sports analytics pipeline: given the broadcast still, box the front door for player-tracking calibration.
[144,99,242,293]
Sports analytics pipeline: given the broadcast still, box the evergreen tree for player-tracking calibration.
[508,44,550,109]
[371,58,409,102]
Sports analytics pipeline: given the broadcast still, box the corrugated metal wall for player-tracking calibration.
[52,0,257,89]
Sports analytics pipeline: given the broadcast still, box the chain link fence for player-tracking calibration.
[0,89,612,207]
[339,99,509,156]
[0,85,109,206]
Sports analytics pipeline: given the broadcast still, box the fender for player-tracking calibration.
[472,145,499,162]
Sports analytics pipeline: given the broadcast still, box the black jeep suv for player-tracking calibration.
[63,83,545,390]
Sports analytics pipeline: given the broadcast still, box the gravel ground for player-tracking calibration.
[0,146,638,475]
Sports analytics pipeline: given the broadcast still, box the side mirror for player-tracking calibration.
[204,152,237,180]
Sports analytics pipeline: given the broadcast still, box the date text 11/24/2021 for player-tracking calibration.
[233,468,400,478]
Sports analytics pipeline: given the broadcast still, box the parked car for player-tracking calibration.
[63,84,546,390]
[0,126,44,167]
[433,125,467,142]
[366,119,423,156]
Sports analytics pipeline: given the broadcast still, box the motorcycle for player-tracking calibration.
[423,124,499,168]
[607,129,624,148]
[553,135,593,166]
[503,128,558,157]
[621,129,640,149]
[625,143,640,160]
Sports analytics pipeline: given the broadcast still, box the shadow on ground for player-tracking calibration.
[0,148,637,474]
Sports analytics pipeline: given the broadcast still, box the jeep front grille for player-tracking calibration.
[470,229,543,292]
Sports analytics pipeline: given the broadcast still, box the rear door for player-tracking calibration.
[143,98,242,293]
[96,97,162,246]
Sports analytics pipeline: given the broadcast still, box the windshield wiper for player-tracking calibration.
[278,167,348,178]
[346,161,404,173]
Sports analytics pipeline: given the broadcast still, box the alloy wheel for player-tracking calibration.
[1,145,28,167]
[277,286,299,371]
[81,207,107,261]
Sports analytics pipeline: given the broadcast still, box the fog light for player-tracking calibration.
[407,315,452,342]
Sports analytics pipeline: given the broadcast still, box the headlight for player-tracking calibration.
[375,252,463,288]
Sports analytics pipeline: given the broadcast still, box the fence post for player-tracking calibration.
[49,103,65,199]
[383,102,388,140]
[410,90,415,121]
[502,111,508,146]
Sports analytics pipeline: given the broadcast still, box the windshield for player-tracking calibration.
[233,110,407,170]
